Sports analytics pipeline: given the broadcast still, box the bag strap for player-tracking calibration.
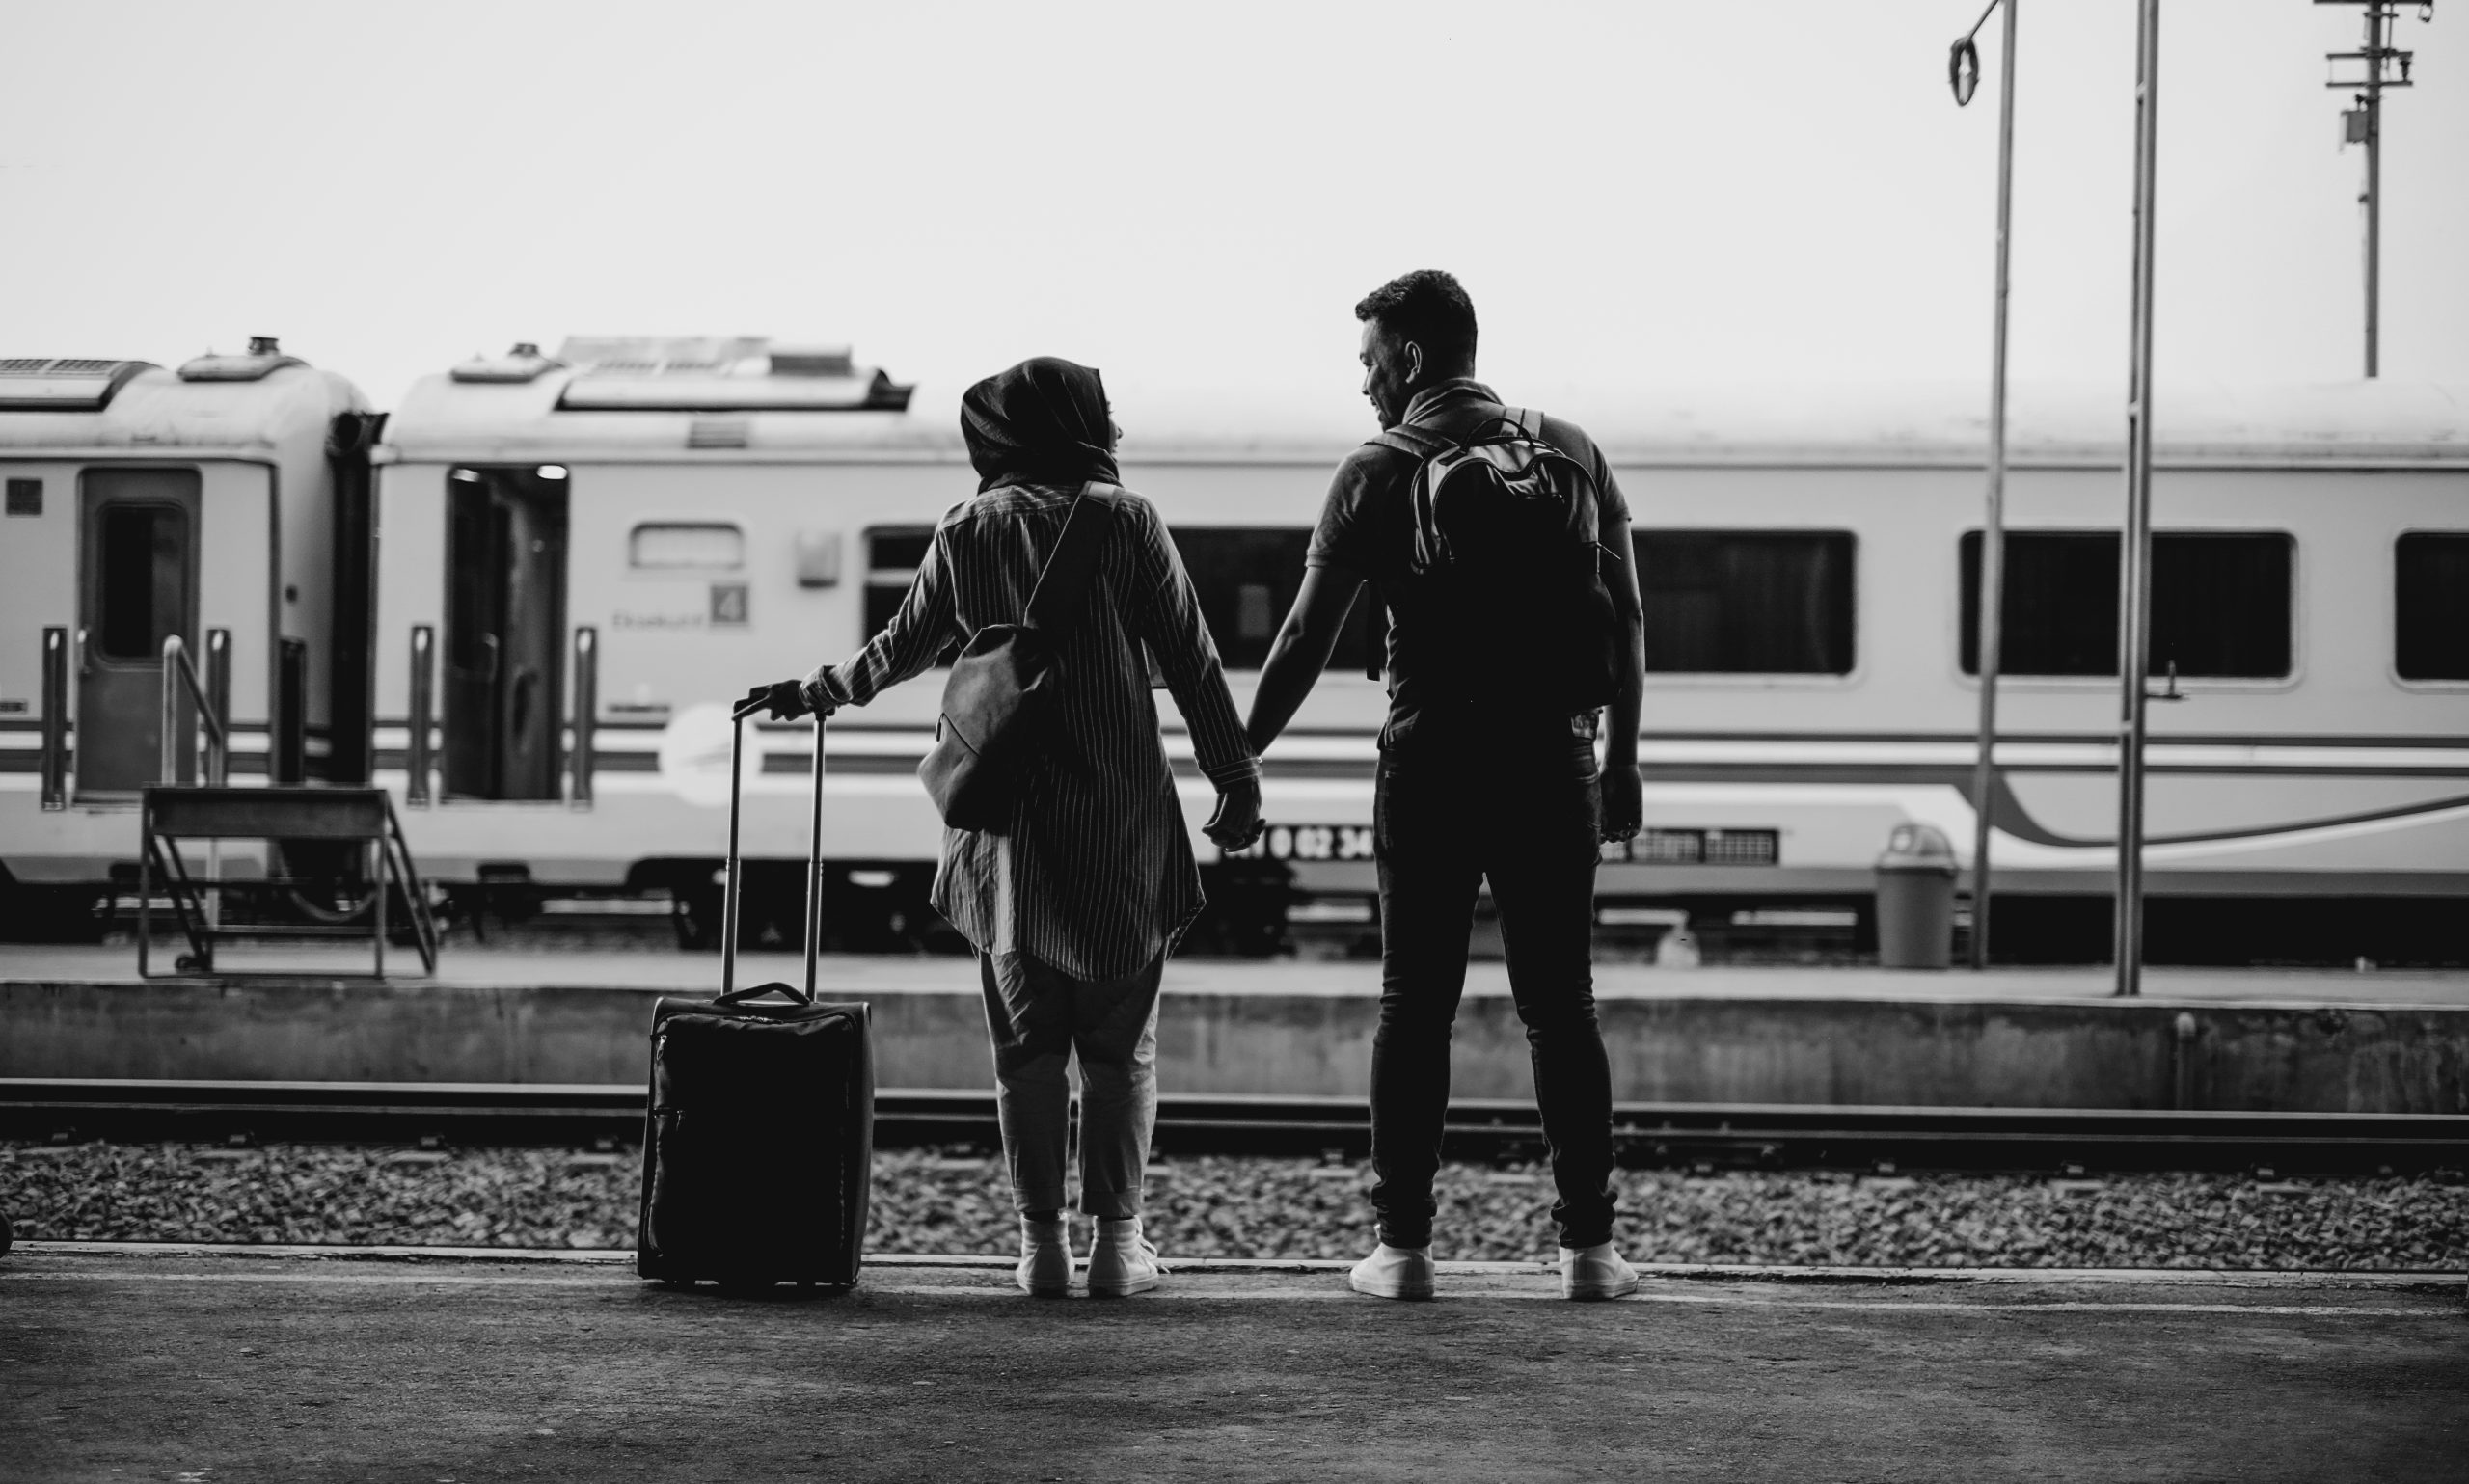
[1367,423,1451,460]
[1505,406,1544,440]
[1023,485,1119,632]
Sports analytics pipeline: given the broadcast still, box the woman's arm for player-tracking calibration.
[1125,501,1262,832]
[749,517,962,720]
[798,520,962,713]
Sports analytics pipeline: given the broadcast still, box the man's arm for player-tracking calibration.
[1599,505,1646,842]
[1246,567,1364,755]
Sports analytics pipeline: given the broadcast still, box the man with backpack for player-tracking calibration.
[1245,270,1647,1300]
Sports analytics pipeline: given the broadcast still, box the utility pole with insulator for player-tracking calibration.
[1946,0,2020,971]
[2320,1,2434,379]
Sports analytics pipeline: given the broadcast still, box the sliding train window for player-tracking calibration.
[1959,530,2293,678]
[863,527,960,665]
[1168,527,1372,672]
[628,521,744,570]
[1633,530,1856,674]
[2395,532,2469,681]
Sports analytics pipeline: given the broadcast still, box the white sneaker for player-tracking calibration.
[1347,1242,1435,1300]
[1086,1217,1161,1297]
[1017,1214,1072,1297]
[1560,1242,1640,1301]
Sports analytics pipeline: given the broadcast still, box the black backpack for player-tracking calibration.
[916,487,1118,832]
[1368,408,1622,712]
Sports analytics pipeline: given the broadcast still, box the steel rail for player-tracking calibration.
[4,1080,2462,1176]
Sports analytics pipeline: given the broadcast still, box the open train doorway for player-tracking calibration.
[442,465,569,800]
[77,468,201,797]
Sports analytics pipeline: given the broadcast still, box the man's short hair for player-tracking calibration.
[1354,270,1477,368]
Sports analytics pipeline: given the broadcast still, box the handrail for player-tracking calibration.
[159,634,229,787]
[570,625,598,807]
[40,627,68,809]
[407,626,435,806]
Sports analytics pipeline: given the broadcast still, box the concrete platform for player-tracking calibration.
[10,943,2469,1002]
[6,948,2468,1113]
[3,1244,2462,1482]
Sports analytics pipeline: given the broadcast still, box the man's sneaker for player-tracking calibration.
[1560,1242,1640,1301]
[1086,1217,1161,1297]
[1347,1243,1436,1300]
[1017,1214,1072,1297]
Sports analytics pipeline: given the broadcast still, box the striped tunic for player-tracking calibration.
[804,482,1260,982]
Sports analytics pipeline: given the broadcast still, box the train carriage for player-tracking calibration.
[366,341,2468,958]
[0,342,378,928]
[10,330,2463,962]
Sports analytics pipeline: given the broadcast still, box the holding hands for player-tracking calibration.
[1206,778,1266,853]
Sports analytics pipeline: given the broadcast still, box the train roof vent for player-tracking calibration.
[549,336,914,413]
[450,341,565,384]
[0,357,159,411]
[178,337,306,383]
[769,345,855,377]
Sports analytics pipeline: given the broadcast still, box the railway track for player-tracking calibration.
[4,1078,2464,1175]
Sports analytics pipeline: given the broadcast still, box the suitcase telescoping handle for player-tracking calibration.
[716,700,827,1007]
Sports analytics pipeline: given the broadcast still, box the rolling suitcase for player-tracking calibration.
[636,704,874,1289]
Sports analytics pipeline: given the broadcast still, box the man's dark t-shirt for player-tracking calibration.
[1307,377,1630,744]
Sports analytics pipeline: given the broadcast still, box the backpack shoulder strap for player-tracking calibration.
[1504,406,1545,440]
[1023,486,1119,632]
[1367,423,1451,460]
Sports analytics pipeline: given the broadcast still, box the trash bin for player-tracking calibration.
[1874,823,1958,970]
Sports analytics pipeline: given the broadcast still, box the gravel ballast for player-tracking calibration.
[3,1142,2463,1269]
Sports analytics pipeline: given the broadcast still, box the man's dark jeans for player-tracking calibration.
[1369,719,1616,1251]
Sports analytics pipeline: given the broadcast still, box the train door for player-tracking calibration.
[76,468,201,797]
[442,467,568,799]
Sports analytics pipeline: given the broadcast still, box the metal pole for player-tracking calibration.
[1969,0,2018,972]
[722,714,746,994]
[160,635,186,786]
[803,716,827,1001]
[204,629,230,787]
[2113,0,2162,997]
[275,638,307,784]
[407,626,434,807]
[569,626,597,807]
[40,627,68,810]
[205,628,230,930]
[2364,3,2384,378]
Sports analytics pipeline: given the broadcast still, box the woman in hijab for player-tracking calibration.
[746,357,1263,1297]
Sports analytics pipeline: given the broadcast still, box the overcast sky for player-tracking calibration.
[5,1,2461,427]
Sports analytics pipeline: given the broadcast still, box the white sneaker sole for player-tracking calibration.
[1017,1270,1072,1298]
[1562,1275,1640,1301]
[1086,1272,1159,1298]
[1347,1271,1435,1301]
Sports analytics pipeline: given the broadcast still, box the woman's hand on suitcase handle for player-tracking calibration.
[739,679,831,723]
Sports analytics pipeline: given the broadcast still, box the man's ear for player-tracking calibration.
[1402,339,1425,387]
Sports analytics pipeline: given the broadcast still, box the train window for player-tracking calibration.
[2395,533,2469,681]
[628,522,743,570]
[1167,528,1372,672]
[864,527,960,664]
[95,503,190,661]
[1959,531,2293,678]
[1633,530,1855,674]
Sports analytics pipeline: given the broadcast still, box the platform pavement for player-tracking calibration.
[1,1245,2462,1483]
[7,942,2468,1005]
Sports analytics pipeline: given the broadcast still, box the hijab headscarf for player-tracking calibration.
[960,357,1120,493]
